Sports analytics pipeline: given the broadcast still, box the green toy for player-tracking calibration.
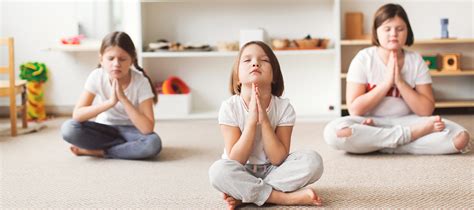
[422,55,439,70]
[19,62,49,121]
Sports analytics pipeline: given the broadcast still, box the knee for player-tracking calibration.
[61,119,82,144]
[301,150,324,182]
[138,134,162,158]
[453,131,470,151]
[324,123,351,149]
[336,128,352,138]
[209,159,237,187]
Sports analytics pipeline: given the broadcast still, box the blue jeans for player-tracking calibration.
[61,119,162,159]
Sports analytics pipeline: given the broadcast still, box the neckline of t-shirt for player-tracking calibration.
[239,95,272,113]
[373,47,407,72]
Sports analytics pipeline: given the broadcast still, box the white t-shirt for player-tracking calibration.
[347,46,432,117]
[84,67,154,125]
[218,95,296,164]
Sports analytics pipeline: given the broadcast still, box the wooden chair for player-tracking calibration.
[0,37,27,136]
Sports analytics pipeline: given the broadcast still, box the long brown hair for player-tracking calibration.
[98,31,157,103]
[229,41,284,96]
[371,3,414,46]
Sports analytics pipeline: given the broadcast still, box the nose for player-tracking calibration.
[112,59,120,66]
[252,63,260,67]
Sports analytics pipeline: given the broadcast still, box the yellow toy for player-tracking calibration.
[20,62,48,121]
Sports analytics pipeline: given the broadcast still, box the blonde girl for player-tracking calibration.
[209,41,324,209]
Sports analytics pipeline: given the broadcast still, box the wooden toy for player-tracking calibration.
[441,53,461,71]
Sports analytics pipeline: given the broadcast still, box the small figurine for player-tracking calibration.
[441,18,449,39]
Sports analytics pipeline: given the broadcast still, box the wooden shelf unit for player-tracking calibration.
[341,38,474,46]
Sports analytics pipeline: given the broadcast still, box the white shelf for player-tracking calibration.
[47,39,101,52]
[141,49,335,58]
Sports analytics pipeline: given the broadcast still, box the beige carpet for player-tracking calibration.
[0,115,473,209]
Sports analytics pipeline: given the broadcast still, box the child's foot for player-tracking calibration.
[268,188,322,206]
[410,115,445,141]
[288,188,322,206]
[70,146,105,158]
[223,193,242,210]
[362,118,374,126]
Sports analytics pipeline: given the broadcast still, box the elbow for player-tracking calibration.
[139,127,155,135]
[269,154,288,166]
[348,108,365,117]
[72,113,85,122]
[416,108,435,117]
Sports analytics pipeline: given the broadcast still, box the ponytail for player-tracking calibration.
[134,60,158,104]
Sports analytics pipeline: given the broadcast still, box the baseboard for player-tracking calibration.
[0,105,73,118]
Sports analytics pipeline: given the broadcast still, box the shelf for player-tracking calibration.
[341,100,474,110]
[341,38,474,46]
[341,70,474,79]
[47,39,101,52]
[141,49,335,58]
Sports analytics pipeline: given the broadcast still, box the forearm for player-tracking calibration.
[72,101,113,122]
[121,99,155,134]
[261,121,288,165]
[397,82,435,116]
[228,122,256,164]
[349,83,391,116]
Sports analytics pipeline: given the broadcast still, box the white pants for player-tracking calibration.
[324,115,470,154]
[208,150,323,206]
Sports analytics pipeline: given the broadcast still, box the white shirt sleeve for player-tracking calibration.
[278,101,296,126]
[347,50,368,84]
[414,53,432,85]
[84,69,99,94]
[218,101,238,126]
[137,78,155,103]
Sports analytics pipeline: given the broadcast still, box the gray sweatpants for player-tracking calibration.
[324,115,470,154]
[208,150,323,206]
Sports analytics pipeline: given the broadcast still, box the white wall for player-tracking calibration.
[0,0,111,109]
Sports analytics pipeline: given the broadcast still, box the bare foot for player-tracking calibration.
[70,146,105,158]
[267,188,322,206]
[223,193,242,210]
[362,118,374,126]
[410,115,445,141]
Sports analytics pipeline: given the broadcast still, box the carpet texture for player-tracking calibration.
[1,115,473,209]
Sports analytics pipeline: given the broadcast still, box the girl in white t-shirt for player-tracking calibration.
[61,31,161,159]
[324,3,470,154]
[209,41,324,209]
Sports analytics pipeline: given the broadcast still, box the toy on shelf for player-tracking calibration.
[440,18,449,39]
[60,34,85,45]
[272,35,329,50]
[160,76,190,94]
[148,39,212,52]
[217,41,239,51]
[441,53,461,71]
[19,62,49,121]
[345,12,370,40]
[422,55,440,70]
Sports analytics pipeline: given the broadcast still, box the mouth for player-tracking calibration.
[250,68,261,74]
